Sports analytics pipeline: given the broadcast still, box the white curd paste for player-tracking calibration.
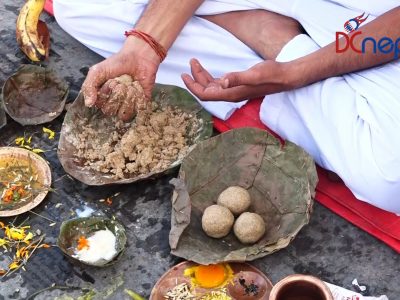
[74,229,117,264]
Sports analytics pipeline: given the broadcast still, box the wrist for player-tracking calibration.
[134,23,169,50]
[281,59,310,89]
[122,36,161,64]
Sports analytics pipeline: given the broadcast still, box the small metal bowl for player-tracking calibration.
[57,216,127,267]
[269,274,333,300]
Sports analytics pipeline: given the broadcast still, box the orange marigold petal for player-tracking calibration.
[77,236,90,251]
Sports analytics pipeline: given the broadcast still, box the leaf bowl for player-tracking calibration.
[1,65,68,126]
[169,127,318,264]
[57,216,127,267]
[57,84,213,186]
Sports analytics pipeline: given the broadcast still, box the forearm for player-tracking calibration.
[290,7,400,87]
[134,0,205,50]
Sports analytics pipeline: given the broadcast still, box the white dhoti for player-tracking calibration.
[53,0,400,213]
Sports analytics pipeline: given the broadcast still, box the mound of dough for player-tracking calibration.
[217,186,251,215]
[202,205,234,238]
[72,75,202,179]
[233,212,266,244]
[96,74,148,122]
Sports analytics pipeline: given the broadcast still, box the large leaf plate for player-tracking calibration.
[0,97,6,130]
[57,84,213,185]
[2,65,68,126]
[0,147,52,217]
[169,127,318,264]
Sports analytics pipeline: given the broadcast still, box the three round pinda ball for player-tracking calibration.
[202,186,266,244]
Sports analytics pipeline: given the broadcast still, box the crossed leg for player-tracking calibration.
[202,10,303,60]
[54,0,400,213]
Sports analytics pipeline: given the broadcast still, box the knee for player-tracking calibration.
[53,0,77,33]
[344,166,400,214]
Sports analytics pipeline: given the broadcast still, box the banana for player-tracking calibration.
[16,0,47,62]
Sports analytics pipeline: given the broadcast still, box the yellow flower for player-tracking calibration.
[15,137,25,146]
[32,149,45,154]
[16,248,23,259]
[0,238,8,247]
[5,227,27,240]
[8,261,19,270]
[42,127,55,139]
[23,232,33,243]
[27,135,33,144]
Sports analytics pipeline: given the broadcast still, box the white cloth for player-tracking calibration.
[54,0,400,213]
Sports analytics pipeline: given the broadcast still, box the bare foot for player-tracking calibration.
[327,170,344,183]
[202,10,303,60]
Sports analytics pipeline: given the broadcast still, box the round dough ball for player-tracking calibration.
[217,186,251,215]
[202,205,234,238]
[234,212,266,244]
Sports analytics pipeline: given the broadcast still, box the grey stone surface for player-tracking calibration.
[1,1,399,299]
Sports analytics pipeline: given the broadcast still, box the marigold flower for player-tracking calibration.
[43,127,55,139]
[15,137,25,146]
[77,236,90,251]
[8,261,19,270]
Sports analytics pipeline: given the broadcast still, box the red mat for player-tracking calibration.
[44,0,54,16]
[44,0,400,252]
[213,99,400,253]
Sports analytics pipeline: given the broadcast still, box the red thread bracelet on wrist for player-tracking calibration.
[124,29,167,62]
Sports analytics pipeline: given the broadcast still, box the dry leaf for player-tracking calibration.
[2,65,68,126]
[170,128,318,265]
[57,85,213,186]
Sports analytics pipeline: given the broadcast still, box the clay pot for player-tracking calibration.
[269,274,333,300]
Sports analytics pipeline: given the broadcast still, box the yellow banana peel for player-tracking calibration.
[16,0,48,62]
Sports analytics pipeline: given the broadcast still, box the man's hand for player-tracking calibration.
[182,59,297,102]
[82,36,160,108]
[82,0,205,114]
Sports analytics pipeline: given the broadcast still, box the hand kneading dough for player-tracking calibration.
[234,212,266,244]
[217,186,251,215]
[202,205,234,238]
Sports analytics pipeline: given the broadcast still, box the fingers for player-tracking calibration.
[183,58,227,99]
[183,73,245,102]
[189,58,213,86]
[221,69,260,88]
[82,64,109,107]
[183,71,274,102]
[96,79,114,109]
[101,83,127,116]
[117,85,136,122]
[135,69,156,100]
[221,61,276,88]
